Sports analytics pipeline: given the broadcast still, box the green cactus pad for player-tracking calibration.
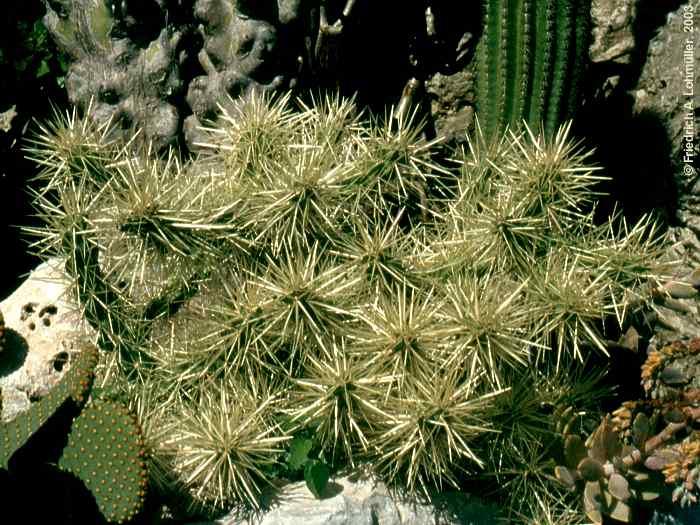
[0,342,98,469]
[59,399,148,524]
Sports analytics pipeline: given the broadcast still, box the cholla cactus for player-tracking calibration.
[282,336,394,467]
[165,378,289,511]
[25,91,674,518]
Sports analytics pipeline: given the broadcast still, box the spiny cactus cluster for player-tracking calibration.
[556,336,700,523]
[476,0,591,140]
[25,92,673,519]
[0,341,148,523]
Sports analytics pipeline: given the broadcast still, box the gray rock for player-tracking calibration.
[43,0,186,150]
[590,0,638,64]
[188,471,500,525]
[42,2,475,152]
[40,0,683,158]
[0,258,96,422]
[0,387,30,423]
[426,70,476,146]
[629,0,700,347]
[183,0,299,149]
[632,0,700,200]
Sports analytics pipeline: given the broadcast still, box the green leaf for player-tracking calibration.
[286,435,313,472]
[304,460,330,499]
[30,21,49,52]
[58,55,70,73]
[36,60,51,78]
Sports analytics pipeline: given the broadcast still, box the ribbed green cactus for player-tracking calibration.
[0,342,98,469]
[59,399,148,524]
[476,0,591,140]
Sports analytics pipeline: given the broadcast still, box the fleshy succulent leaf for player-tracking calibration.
[577,457,605,482]
[555,465,578,489]
[631,412,650,449]
[564,434,587,469]
[608,472,631,501]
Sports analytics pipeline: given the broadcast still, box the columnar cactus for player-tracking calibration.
[476,0,591,140]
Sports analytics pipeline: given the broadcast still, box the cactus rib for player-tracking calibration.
[477,0,591,139]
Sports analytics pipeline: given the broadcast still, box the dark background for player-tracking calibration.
[0,2,68,299]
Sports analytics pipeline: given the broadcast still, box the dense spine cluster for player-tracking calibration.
[476,0,591,140]
[25,93,673,521]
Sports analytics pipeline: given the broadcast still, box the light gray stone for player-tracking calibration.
[590,0,638,64]
[0,104,17,133]
[0,257,96,422]
[188,471,500,525]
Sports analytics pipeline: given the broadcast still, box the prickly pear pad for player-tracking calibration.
[0,342,98,469]
[59,399,148,524]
